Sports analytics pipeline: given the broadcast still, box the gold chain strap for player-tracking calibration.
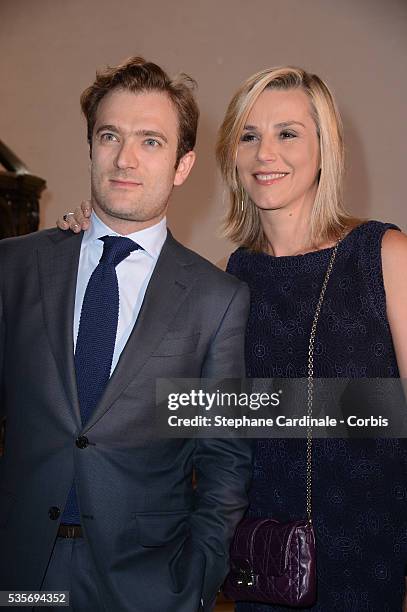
[306,234,344,523]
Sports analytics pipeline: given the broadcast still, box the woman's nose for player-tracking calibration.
[256,136,278,162]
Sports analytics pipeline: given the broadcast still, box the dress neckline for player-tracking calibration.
[239,221,370,264]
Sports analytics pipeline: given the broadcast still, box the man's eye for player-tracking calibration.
[100,133,118,142]
[280,130,296,139]
[144,138,160,147]
[240,133,258,143]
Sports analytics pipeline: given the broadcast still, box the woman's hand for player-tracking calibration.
[56,200,92,232]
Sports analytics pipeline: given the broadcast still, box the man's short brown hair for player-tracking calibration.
[80,56,199,164]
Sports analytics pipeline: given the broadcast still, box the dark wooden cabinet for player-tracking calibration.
[0,139,46,239]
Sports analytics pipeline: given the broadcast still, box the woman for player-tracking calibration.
[216,66,407,612]
[58,67,407,611]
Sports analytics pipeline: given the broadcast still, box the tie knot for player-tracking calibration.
[99,235,141,267]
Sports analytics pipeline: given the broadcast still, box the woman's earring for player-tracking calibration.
[241,198,244,212]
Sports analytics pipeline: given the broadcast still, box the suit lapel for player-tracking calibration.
[38,230,83,426]
[83,232,196,431]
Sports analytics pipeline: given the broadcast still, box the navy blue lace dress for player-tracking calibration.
[226,221,407,612]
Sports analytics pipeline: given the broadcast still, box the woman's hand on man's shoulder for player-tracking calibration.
[56,200,92,233]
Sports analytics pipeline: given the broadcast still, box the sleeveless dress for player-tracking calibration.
[226,221,407,612]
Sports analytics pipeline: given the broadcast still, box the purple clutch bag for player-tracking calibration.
[223,517,316,607]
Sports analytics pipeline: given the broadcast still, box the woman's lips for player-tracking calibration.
[253,172,289,185]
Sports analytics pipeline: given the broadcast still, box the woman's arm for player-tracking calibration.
[382,228,407,377]
[382,228,407,610]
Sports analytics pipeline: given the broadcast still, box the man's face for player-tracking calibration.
[90,88,195,233]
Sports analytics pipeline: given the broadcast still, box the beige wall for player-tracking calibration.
[1,0,406,262]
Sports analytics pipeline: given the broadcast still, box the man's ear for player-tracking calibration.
[173,151,196,186]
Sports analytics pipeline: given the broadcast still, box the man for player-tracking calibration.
[0,57,252,611]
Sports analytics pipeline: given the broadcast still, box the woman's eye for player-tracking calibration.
[240,133,258,143]
[280,130,296,139]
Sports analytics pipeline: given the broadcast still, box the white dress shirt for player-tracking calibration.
[73,212,167,373]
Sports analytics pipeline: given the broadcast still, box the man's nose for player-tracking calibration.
[115,141,139,169]
[256,136,278,162]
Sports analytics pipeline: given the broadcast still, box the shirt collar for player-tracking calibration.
[83,211,167,260]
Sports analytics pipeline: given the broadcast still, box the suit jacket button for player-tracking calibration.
[48,506,60,520]
[76,436,89,449]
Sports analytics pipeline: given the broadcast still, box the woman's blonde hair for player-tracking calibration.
[216,66,358,251]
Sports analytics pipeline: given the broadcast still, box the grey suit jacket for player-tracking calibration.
[0,227,253,612]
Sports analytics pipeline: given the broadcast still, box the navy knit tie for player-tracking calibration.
[62,236,141,525]
[75,235,142,425]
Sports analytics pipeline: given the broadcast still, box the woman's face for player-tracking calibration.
[236,88,320,215]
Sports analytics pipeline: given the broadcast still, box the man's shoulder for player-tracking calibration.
[0,228,79,256]
[167,234,244,291]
